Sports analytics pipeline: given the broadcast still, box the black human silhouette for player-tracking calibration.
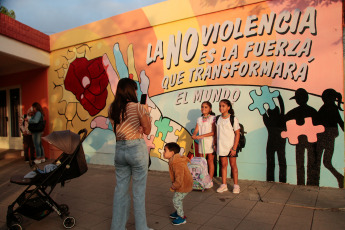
[314,89,344,188]
[263,94,287,183]
[284,88,318,186]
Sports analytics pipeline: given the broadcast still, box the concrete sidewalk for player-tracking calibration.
[0,150,345,230]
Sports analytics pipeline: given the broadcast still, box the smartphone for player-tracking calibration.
[140,94,147,104]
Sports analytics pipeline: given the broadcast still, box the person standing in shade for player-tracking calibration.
[284,88,317,186]
[108,78,153,230]
[19,107,36,163]
[29,102,45,164]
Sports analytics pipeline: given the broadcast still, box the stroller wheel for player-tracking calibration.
[60,204,69,214]
[9,223,22,230]
[63,216,76,229]
[12,214,23,225]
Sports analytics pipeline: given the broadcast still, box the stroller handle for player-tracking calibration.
[78,129,87,142]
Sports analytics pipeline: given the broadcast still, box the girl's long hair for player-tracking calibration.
[109,78,138,125]
[201,101,216,116]
[32,102,44,118]
[220,99,234,116]
[322,89,344,111]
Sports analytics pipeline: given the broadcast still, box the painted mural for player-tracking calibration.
[48,0,344,188]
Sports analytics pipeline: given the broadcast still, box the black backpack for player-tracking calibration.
[215,115,246,152]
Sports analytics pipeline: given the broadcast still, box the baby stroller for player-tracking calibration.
[6,129,88,230]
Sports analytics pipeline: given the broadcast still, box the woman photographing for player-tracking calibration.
[108,78,153,230]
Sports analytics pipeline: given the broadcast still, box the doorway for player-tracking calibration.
[0,87,22,149]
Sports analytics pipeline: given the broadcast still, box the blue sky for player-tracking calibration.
[1,0,166,34]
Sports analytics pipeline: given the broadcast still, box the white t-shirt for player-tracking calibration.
[196,115,215,154]
[216,116,240,156]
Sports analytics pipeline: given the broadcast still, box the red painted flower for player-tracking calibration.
[65,57,109,116]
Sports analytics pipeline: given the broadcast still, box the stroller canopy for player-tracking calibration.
[42,130,81,154]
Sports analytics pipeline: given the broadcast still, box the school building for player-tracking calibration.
[0,0,344,188]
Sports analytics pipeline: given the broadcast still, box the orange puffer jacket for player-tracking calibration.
[168,154,193,193]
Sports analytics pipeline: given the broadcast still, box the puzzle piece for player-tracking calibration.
[165,120,182,143]
[143,134,155,156]
[175,127,193,156]
[150,132,165,158]
[281,117,325,145]
[249,86,280,115]
[149,107,161,137]
[154,117,173,141]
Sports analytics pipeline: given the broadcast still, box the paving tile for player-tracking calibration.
[198,226,223,230]
[73,212,108,229]
[226,198,258,209]
[262,183,294,203]
[90,219,111,230]
[287,186,319,207]
[312,209,345,229]
[192,202,225,214]
[244,209,280,225]
[161,221,202,230]
[236,219,274,230]
[280,205,314,219]
[252,202,285,214]
[316,187,345,209]
[204,215,242,230]
[216,206,250,219]
[202,193,234,206]
[1,153,345,230]
[147,213,171,229]
[274,214,311,230]
[183,209,213,225]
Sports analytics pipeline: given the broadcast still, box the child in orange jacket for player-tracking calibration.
[164,142,193,226]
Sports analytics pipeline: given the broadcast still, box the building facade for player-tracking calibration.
[1,0,344,188]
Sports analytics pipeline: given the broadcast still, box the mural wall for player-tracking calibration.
[48,0,344,188]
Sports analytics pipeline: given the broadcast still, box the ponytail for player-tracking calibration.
[336,92,344,111]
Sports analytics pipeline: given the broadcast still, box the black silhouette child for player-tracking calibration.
[314,89,344,188]
[263,94,287,183]
[284,88,318,186]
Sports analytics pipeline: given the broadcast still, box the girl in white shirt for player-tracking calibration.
[214,99,241,193]
[192,101,216,181]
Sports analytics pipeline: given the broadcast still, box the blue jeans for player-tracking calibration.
[111,139,149,230]
[32,132,44,158]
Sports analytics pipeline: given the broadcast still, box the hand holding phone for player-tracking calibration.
[140,94,147,104]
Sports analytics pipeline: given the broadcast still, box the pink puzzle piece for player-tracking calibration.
[144,134,155,155]
[281,117,325,145]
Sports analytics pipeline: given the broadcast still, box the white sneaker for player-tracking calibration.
[217,184,228,193]
[41,158,46,163]
[34,159,41,164]
[233,184,240,194]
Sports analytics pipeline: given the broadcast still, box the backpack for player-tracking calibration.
[188,141,213,191]
[215,115,246,152]
[188,157,213,191]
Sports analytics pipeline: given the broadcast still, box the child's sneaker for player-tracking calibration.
[172,216,186,225]
[233,184,240,194]
[216,184,228,193]
[169,211,179,219]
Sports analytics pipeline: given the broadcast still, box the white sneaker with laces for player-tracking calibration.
[217,184,228,193]
[233,184,240,194]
